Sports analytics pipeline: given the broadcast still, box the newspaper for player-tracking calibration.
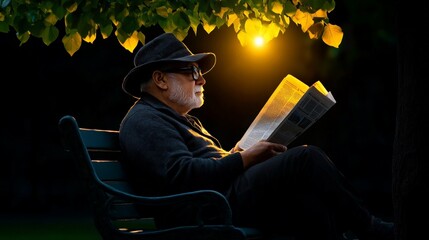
[237,74,336,150]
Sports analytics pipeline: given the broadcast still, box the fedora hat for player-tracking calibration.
[122,32,216,98]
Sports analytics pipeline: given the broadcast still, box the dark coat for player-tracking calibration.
[119,92,244,196]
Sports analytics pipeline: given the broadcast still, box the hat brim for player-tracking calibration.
[122,52,216,99]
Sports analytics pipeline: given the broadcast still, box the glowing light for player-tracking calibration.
[254,36,264,47]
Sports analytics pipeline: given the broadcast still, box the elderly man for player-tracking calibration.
[118,32,393,240]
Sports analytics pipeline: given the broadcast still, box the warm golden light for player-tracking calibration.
[254,36,264,47]
[237,19,279,47]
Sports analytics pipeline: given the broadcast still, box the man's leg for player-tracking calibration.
[227,145,373,239]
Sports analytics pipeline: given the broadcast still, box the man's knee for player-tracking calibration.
[289,145,332,167]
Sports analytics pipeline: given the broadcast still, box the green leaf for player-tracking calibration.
[172,27,190,41]
[283,1,297,17]
[221,0,237,9]
[76,14,94,39]
[45,13,58,26]
[188,11,200,34]
[62,31,82,56]
[100,23,113,39]
[39,0,54,11]
[210,1,222,13]
[214,16,226,28]
[42,24,59,45]
[172,10,190,29]
[156,6,170,18]
[136,31,145,44]
[198,1,211,14]
[0,21,9,32]
[17,31,30,45]
[323,0,335,12]
[115,28,128,44]
[29,21,46,38]
[120,15,139,35]
[65,12,79,30]
[51,2,66,19]
[158,18,172,33]
[200,13,217,34]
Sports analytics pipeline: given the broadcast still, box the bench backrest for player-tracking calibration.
[59,116,158,237]
[58,115,264,240]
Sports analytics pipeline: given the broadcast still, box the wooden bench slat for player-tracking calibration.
[80,129,120,150]
[92,161,127,180]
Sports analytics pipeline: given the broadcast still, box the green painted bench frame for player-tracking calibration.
[59,115,293,240]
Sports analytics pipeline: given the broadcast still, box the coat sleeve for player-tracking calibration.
[119,107,244,194]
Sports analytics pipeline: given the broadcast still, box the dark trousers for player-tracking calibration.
[226,145,372,240]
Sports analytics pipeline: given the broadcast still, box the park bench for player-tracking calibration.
[58,115,293,240]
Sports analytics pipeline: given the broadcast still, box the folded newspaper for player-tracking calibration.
[237,74,336,150]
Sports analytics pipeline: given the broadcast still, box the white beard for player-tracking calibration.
[169,80,204,110]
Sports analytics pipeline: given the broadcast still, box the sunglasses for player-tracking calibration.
[163,65,202,81]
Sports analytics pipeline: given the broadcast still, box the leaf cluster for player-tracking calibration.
[0,0,343,56]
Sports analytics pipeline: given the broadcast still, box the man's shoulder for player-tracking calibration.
[123,103,162,124]
[122,101,180,128]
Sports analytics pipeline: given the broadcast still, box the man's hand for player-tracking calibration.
[239,141,287,169]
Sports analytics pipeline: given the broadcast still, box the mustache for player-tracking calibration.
[194,86,204,93]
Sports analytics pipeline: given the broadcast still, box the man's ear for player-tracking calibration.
[152,70,168,90]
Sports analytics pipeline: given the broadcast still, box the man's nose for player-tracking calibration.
[196,75,206,85]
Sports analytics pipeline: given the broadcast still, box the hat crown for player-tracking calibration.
[134,33,192,67]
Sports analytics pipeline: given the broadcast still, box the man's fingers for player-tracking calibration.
[271,143,287,153]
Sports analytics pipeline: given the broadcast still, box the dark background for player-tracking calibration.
[0,1,397,238]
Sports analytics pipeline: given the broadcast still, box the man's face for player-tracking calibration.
[166,65,205,111]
